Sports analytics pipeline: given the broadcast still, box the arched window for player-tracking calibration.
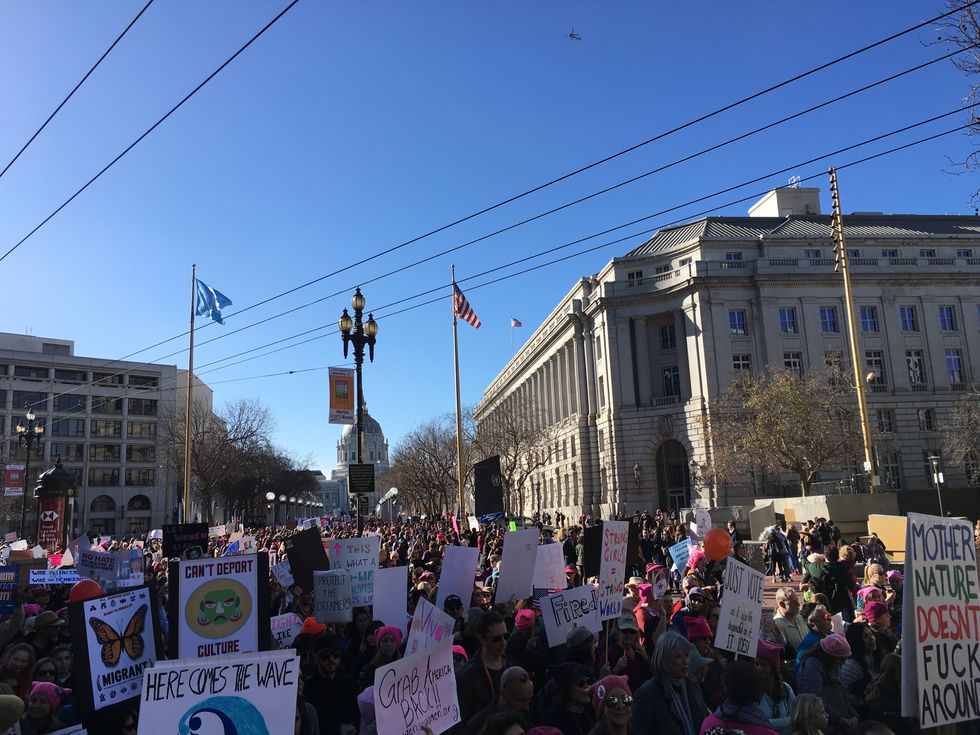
[90,495,116,513]
[655,440,690,512]
[127,494,151,512]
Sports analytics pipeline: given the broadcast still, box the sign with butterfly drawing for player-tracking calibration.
[71,586,157,712]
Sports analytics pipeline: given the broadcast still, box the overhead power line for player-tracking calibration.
[0,0,156,182]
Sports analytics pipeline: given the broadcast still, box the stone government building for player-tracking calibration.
[475,188,980,518]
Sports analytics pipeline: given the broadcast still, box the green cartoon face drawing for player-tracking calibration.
[197,589,243,627]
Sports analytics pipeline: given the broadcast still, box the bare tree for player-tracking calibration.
[942,390,980,485]
[937,1,980,202]
[703,368,862,496]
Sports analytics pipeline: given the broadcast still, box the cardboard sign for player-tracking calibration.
[271,558,294,588]
[372,566,408,633]
[270,613,303,649]
[78,550,119,589]
[0,567,18,614]
[327,536,380,607]
[901,513,980,728]
[532,543,567,591]
[713,557,764,657]
[284,527,330,592]
[170,555,269,660]
[434,546,480,610]
[75,586,157,711]
[138,650,299,735]
[598,520,629,620]
[494,529,539,603]
[29,569,80,585]
[540,584,601,648]
[668,540,691,573]
[373,640,459,735]
[314,570,352,624]
[162,524,208,559]
[405,597,456,656]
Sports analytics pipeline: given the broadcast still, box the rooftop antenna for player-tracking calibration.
[788,175,801,189]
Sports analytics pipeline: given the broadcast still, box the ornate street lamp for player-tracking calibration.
[16,406,44,539]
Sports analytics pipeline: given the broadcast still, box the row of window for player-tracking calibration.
[873,407,938,433]
[2,393,158,415]
[728,304,977,336]
[6,366,159,387]
[2,417,157,439]
[801,247,973,259]
[8,440,156,462]
[87,469,156,487]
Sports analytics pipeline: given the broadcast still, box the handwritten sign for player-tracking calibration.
[713,557,764,657]
[314,570,352,624]
[540,584,600,647]
[495,529,539,603]
[208,525,226,538]
[138,650,298,735]
[271,613,303,649]
[668,540,691,573]
[434,546,480,610]
[405,598,455,656]
[78,550,119,589]
[374,640,459,735]
[901,513,980,728]
[598,520,629,620]
[271,558,294,588]
[467,516,479,532]
[30,569,80,585]
[693,509,711,540]
[532,543,567,591]
[328,536,380,607]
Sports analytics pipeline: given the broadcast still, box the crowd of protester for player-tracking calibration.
[0,509,926,734]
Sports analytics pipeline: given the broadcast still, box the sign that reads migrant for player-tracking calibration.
[170,554,269,660]
[901,513,980,729]
[138,650,298,735]
[713,557,764,657]
[541,584,600,647]
[373,639,459,735]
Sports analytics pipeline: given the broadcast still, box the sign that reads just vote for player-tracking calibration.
[373,639,459,735]
[540,584,600,648]
[713,556,764,657]
[901,513,980,729]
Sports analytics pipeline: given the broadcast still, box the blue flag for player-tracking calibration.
[195,278,232,324]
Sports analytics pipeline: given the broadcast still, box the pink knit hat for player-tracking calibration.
[591,675,631,717]
[863,601,890,624]
[819,633,851,658]
[375,625,403,647]
[28,682,70,712]
[756,639,783,669]
[684,615,714,641]
[515,609,535,629]
[687,547,706,569]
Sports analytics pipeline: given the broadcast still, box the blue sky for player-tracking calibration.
[2,1,978,472]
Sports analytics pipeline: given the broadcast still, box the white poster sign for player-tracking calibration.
[271,558,294,588]
[494,529,539,603]
[177,556,261,659]
[30,569,80,585]
[374,640,459,735]
[434,545,480,610]
[598,520,629,620]
[373,566,408,633]
[77,550,119,589]
[532,543,567,591]
[327,536,380,607]
[540,584,601,648]
[405,598,455,656]
[270,613,303,649]
[467,516,479,532]
[138,650,298,735]
[314,569,352,623]
[208,525,226,538]
[694,509,711,539]
[713,557,764,657]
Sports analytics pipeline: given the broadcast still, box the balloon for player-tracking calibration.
[68,579,104,604]
[704,527,732,562]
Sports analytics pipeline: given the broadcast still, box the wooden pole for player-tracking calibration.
[183,265,196,522]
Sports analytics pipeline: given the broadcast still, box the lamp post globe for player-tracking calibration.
[265,492,275,502]
[278,495,286,503]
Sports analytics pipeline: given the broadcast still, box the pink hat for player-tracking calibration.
[527,729,564,735]
[687,547,706,569]
[637,584,655,604]
[645,563,663,574]
[452,645,469,662]
[22,604,41,617]
[564,566,577,574]
[857,586,882,603]
[864,601,890,624]
[886,570,903,583]
[375,625,403,647]
[756,639,783,669]
[28,682,70,711]
[515,609,535,629]
[684,615,714,641]
[819,633,851,658]
[591,674,631,717]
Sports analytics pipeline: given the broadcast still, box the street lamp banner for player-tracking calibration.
[328,367,355,425]
[3,465,24,497]
[36,497,64,553]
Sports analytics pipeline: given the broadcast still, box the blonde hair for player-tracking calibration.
[863,563,884,586]
[839,546,854,562]
[790,693,826,735]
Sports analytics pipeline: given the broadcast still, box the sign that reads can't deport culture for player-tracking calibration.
[171,554,269,660]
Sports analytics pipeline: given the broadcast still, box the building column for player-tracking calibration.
[635,317,651,407]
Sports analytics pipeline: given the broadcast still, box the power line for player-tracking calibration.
[0,0,302,265]
[0,0,156,182]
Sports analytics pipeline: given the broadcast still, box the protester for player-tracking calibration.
[755,639,795,735]
[773,588,808,658]
[839,622,879,718]
[589,675,632,735]
[794,605,832,670]
[797,634,858,734]
[466,666,536,735]
[789,694,830,735]
[458,611,515,721]
[699,660,779,735]
[629,632,707,735]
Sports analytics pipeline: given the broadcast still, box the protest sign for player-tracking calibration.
[668,539,691,572]
[540,584,600,648]
[169,554,269,660]
[532,543,567,591]
[582,524,602,579]
[374,639,459,735]
[283,527,330,592]
[270,613,303,648]
[146,529,162,541]
[405,597,456,656]
[373,566,408,633]
[694,509,711,539]
[900,512,980,728]
[78,550,119,589]
[713,557,764,657]
[624,522,640,584]
[162,523,208,559]
[327,536,380,607]
[0,567,17,614]
[495,528,539,603]
[434,545,480,610]
[467,516,479,532]
[29,569,79,585]
[3,532,15,543]
[271,558,294,588]
[70,586,157,712]
[314,570,353,623]
[117,549,144,588]
[67,535,90,563]
[651,568,669,600]
[598,520,629,620]
[137,649,298,735]
[208,524,226,538]
[9,541,26,552]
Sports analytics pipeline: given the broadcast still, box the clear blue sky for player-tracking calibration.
[2,1,978,472]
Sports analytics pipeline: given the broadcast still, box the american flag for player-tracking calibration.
[511,318,522,328]
[453,283,481,329]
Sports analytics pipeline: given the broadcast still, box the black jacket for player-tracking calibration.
[629,676,707,735]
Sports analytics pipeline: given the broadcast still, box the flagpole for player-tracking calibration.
[511,323,515,356]
[452,265,466,517]
[183,264,196,523]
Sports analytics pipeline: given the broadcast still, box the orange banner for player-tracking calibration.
[328,367,355,425]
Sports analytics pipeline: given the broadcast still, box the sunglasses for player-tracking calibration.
[317,650,342,660]
[488,633,510,643]
[605,695,633,708]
